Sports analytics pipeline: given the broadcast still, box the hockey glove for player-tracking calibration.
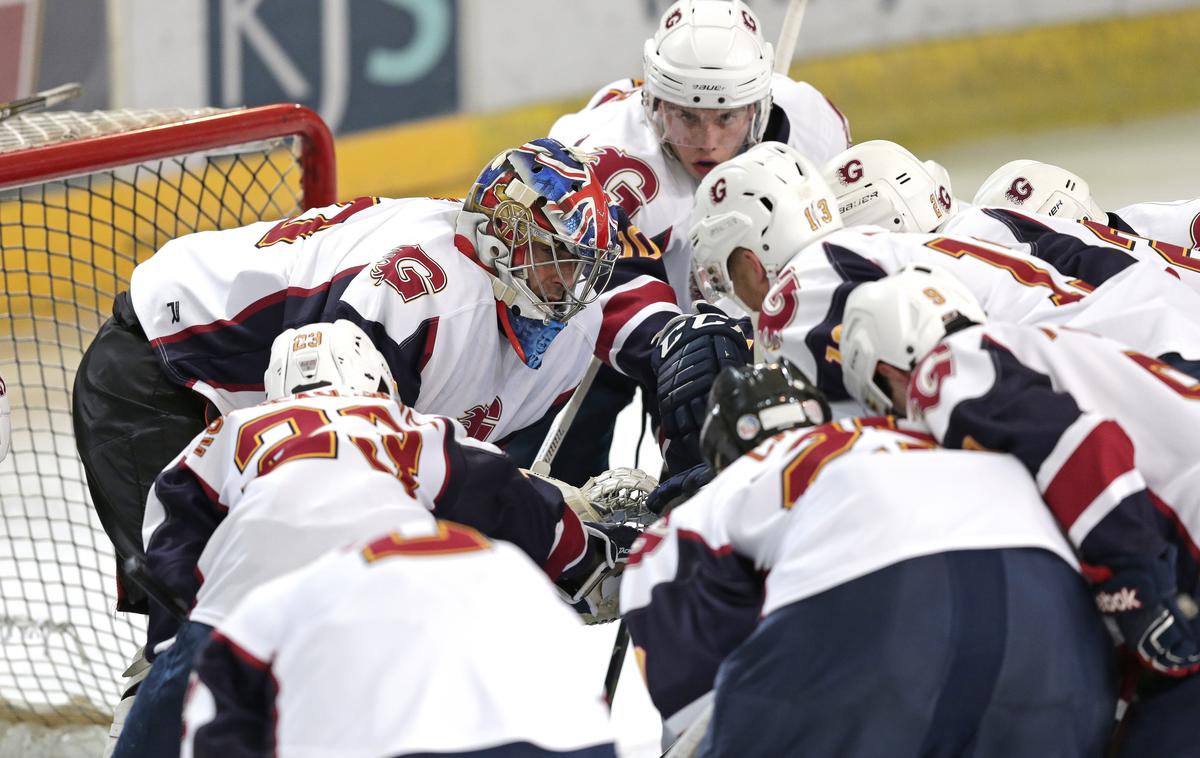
[556,521,641,624]
[1095,553,1200,677]
[646,462,714,516]
[651,303,753,471]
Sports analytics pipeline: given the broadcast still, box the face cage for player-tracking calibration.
[498,215,619,323]
[645,96,770,153]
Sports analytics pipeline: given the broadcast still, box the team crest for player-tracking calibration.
[370,245,448,303]
[837,159,863,185]
[710,178,727,203]
[741,10,757,32]
[664,8,682,28]
[1005,178,1033,204]
[459,397,503,440]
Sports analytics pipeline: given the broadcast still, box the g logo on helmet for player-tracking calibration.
[938,186,952,211]
[1006,178,1033,204]
[837,159,863,186]
[664,8,682,29]
[741,10,757,32]
[711,177,727,204]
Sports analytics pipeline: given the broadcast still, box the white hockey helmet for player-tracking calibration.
[973,159,1106,221]
[265,320,396,401]
[689,142,843,312]
[643,0,774,149]
[839,264,985,414]
[824,140,958,233]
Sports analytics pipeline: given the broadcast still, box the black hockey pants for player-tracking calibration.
[72,291,213,613]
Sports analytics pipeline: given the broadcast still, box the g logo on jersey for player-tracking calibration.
[1006,178,1033,204]
[589,147,660,218]
[907,343,955,419]
[370,245,448,303]
[459,396,503,440]
[710,178,727,204]
[837,159,863,185]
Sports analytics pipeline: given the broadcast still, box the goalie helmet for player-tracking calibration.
[458,138,621,325]
[700,360,831,472]
[825,140,957,233]
[642,0,774,155]
[690,142,842,312]
[839,264,985,415]
[264,320,396,400]
[972,159,1106,221]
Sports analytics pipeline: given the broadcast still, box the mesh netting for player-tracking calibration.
[0,109,312,725]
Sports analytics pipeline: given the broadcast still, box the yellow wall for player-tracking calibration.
[336,7,1200,200]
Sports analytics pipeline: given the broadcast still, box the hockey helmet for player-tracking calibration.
[973,159,1106,221]
[643,0,774,154]
[700,359,831,472]
[458,138,621,324]
[825,140,957,233]
[690,142,842,312]
[265,320,396,400]
[839,264,985,415]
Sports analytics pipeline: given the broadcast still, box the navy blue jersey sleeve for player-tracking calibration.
[436,441,585,581]
[144,461,227,655]
[621,521,764,720]
[981,208,1136,286]
[187,630,277,758]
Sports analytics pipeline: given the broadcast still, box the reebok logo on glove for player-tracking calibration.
[1096,587,1142,613]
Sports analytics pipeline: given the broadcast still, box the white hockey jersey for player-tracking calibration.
[1111,198,1200,249]
[942,205,1200,293]
[182,522,616,758]
[551,74,851,308]
[908,323,1200,595]
[758,225,1200,400]
[619,418,1077,722]
[130,196,676,443]
[142,389,587,655]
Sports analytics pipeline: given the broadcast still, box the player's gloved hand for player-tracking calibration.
[1095,553,1200,677]
[651,302,753,471]
[646,463,714,516]
[556,521,641,624]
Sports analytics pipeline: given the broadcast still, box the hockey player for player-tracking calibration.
[839,267,1200,756]
[112,321,636,758]
[511,0,850,483]
[683,141,1200,408]
[621,361,1116,755]
[974,158,1200,249]
[181,522,617,758]
[72,137,677,615]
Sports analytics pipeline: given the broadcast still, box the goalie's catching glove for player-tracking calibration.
[651,303,753,471]
[1095,550,1200,677]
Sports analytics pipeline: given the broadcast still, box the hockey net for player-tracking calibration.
[0,104,336,732]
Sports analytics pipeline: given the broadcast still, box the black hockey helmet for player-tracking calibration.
[700,360,831,472]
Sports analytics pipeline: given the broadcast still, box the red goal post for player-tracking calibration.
[0,104,336,727]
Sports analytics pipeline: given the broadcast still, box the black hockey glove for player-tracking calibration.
[651,302,753,472]
[556,521,642,624]
[1095,550,1200,677]
[646,462,714,516]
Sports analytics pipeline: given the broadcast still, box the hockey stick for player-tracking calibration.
[773,0,809,76]
[0,82,83,122]
[529,357,602,476]
[123,555,191,623]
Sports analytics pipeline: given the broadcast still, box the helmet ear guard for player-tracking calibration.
[839,264,985,415]
[265,320,396,401]
[700,359,831,472]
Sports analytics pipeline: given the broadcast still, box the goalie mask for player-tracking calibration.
[458,138,621,330]
[973,159,1106,221]
[700,360,830,472]
[643,0,774,177]
[839,264,985,416]
[825,140,958,233]
[690,142,842,313]
[265,320,396,400]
